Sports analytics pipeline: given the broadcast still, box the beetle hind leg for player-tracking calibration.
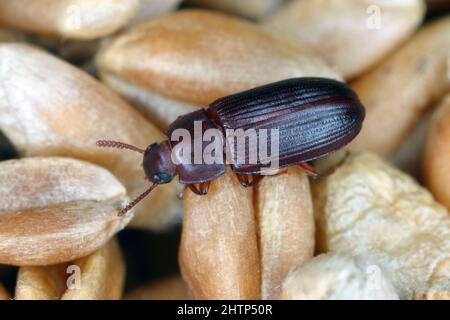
[298,152,349,179]
[298,163,321,179]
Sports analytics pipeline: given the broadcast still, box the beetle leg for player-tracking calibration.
[188,183,210,195]
[188,184,201,195]
[249,174,263,187]
[177,184,186,200]
[236,173,262,187]
[199,182,210,195]
[298,163,321,179]
[236,173,251,187]
[320,150,350,176]
[299,151,350,178]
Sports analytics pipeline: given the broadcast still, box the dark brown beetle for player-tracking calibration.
[97,77,365,216]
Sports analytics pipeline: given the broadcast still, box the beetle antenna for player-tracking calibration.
[96,140,145,154]
[119,183,159,217]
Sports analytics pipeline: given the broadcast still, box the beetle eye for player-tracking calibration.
[152,172,172,184]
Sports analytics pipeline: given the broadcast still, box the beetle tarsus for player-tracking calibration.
[188,184,199,195]
[298,163,321,179]
[236,173,262,187]
[177,185,186,200]
[199,182,210,195]
[298,151,350,179]
[188,182,210,195]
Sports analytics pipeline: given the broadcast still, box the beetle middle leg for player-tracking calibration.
[188,182,211,195]
[236,173,262,187]
[177,184,187,200]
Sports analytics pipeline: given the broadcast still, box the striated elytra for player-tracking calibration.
[97,77,365,216]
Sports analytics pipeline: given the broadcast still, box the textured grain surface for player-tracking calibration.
[179,171,260,299]
[0,0,139,39]
[424,95,450,209]
[0,202,129,266]
[97,10,340,127]
[62,239,125,300]
[312,152,450,299]
[256,168,314,299]
[391,110,433,178]
[186,0,282,19]
[263,0,425,79]
[15,264,68,299]
[0,157,126,210]
[129,0,181,25]
[0,43,180,230]
[279,253,399,300]
[349,16,450,157]
[15,239,125,300]
[0,157,130,266]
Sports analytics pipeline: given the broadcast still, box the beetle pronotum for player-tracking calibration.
[97,77,365,216]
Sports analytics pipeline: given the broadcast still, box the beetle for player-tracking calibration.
[97,77,365,216]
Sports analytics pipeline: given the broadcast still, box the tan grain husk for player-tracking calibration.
[0,0,139,39]
[62,238,125,300]
[15,239,125,300]
[279,253,399,300]
[186,0,283,20]
[15,264,68,300]
[0,157,131,266]
[29,37,100,65]
[0,43,180,230]
[349,16,450,157]
[256,167,314,300]
[179,171,260,299]
[96,10,340,127]
[424,94,450,209]
[129,0,182,25]
[391,111,433,179]
[312,152,450,299]
[413,266,450,300]
[125,274,190,300]
[0,28,25,42]
[0,157,126,210]
[0,202,128,266]
[262,0,425,79]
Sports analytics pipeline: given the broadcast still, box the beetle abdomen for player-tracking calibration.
[208,78,365,173]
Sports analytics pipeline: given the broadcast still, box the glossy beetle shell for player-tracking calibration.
[208,78,365,174]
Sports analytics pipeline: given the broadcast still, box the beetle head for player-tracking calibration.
[96,139,177,216]
[143,141,177,184]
